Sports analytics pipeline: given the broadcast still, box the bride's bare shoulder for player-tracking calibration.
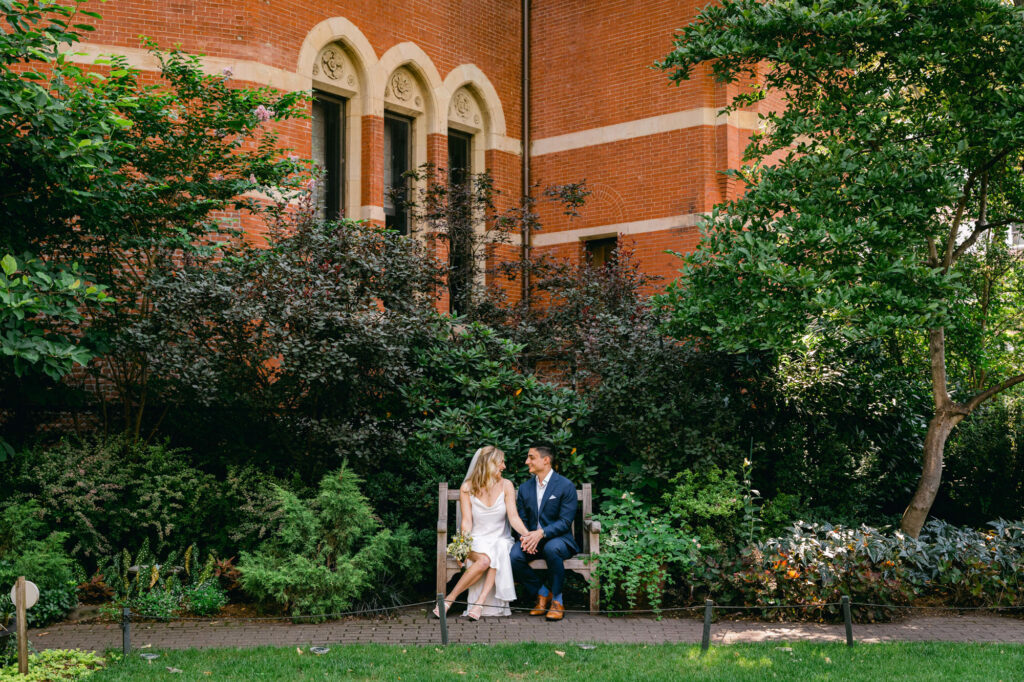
[501,478,516,492]
[459,482,472,494]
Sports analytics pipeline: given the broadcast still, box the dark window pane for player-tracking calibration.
[585,237,617,267]
[311,92,345,220]
[384,113,412,234]
[448,129,472,187]
[447,130,475,315]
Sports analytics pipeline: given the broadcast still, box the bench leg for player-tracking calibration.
[589,580,600,615]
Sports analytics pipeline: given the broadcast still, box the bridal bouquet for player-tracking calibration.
[447,532,473,563]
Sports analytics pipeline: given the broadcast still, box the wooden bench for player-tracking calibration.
[437,481,601,614]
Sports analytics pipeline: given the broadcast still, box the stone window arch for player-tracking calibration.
[447,86,486,181]
[298,17,377,221]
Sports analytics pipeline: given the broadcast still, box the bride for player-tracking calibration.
[434,445,529,620]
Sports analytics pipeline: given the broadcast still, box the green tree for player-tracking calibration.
[0,0,127,381]
[0,1,311,438]
[0,255,110,381]
[657,0,1024,536]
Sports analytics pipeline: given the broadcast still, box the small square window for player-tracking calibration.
[584,237,617,267]
[1010,224,1024,250]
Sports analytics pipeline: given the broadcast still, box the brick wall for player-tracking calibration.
[529,0,769,284]
[78,0,769,296]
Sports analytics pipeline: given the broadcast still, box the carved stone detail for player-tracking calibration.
[448,87,483,131]
[390,72,412,101]
[453,92,472,118]
[319,47,344,80]
[384,67,424,112]
[313,43,358,93]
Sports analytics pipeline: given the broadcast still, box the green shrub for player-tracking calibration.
[939,394,1024,524]
[696,522,913,622]
[128,588,180,621]
[896,519,1024,607]
[404,320,593,482]
[133,217,441,481]
[498,247,749,500]
[182,581,228,616]
[590,492,700,614]
[759,492,807,536]
[366,441,468,561]
[0,502,80,628]
[238,468,422,619]
[221,465,292,551]
[14,436,218,565]
[0,648,104,681]
[664,466,744,550]
[99,541,218,621]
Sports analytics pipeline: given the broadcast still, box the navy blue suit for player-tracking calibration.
[510,471,578,601]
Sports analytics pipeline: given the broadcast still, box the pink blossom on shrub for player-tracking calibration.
[254,105,274,122]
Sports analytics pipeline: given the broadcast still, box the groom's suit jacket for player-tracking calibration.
[516,471,579,554]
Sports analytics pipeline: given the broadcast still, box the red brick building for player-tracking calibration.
[73,1,768,298]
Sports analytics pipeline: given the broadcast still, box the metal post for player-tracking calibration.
[15,576,28,674]
[436,593,449,646]
[122,606,131,655]
[701,599,713,653]
[841,595,853,646]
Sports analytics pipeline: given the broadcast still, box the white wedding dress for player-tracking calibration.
[463,494,516,617]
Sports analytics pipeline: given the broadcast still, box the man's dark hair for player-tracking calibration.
[531,443,557,469]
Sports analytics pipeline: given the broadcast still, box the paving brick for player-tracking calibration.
[28,609,1024,652]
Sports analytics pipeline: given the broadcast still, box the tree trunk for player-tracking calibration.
[900,327,964,538]
[899,411,961,537]
[900,322,1024,537]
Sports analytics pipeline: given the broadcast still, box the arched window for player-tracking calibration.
[383,67,428,235]
[310,41,363,220]
[311,91,345,219]
[445,87,488,314]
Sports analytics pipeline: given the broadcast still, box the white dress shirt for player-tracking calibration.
[536,469,553,515]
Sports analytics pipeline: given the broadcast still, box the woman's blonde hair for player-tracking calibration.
[466,446,505,496]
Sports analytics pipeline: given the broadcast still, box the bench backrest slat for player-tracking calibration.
[445,489,589,502]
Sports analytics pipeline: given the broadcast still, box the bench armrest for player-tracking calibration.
[584,519,601,533]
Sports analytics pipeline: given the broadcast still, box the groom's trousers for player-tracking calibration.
[510,536,574,601]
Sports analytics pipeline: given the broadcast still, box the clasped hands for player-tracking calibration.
[519,528,544,554]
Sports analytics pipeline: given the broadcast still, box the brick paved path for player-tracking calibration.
[27,608,1024,652]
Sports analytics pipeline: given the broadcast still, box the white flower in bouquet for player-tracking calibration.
[447,531,473,562]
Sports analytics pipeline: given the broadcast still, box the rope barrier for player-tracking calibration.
[710,602,843,610]
[850,602,1024,611]
[109,595,1024,653]
[124,600,438,622]
[115,598,1024,624]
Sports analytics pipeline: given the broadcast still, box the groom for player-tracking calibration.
[511,444,578,621]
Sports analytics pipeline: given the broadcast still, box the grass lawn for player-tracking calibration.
[89,642,1024,681]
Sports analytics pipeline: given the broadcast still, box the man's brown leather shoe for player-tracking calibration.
[529,594,552,616]
[545,600,565,621]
